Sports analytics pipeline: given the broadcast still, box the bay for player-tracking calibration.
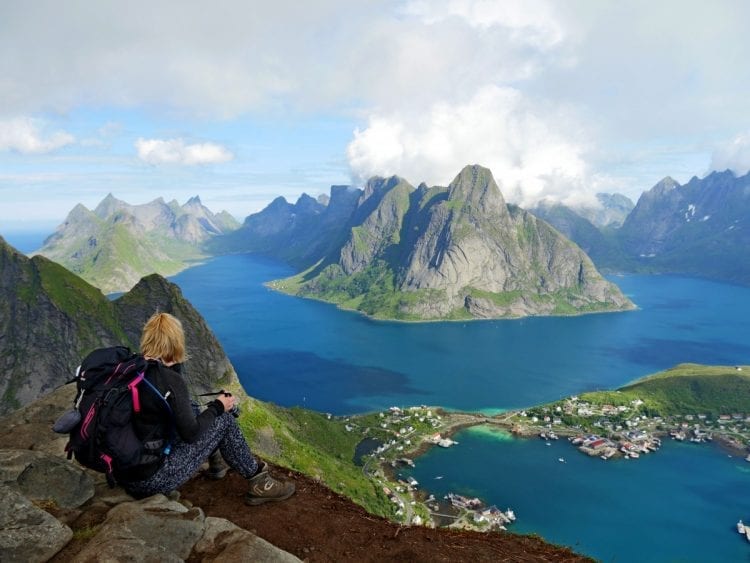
[170,253,750,561]
[405,426,750,562]
[172,254,750,415]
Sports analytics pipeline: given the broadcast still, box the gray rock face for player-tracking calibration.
[195,516,301,562]
[113,274,239,395]
[0,238,128,415]
[339,176,412,275]
[77,495,205,561]
[0,449,94,509]
[0,485,73,563]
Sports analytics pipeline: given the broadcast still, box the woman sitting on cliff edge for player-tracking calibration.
[119,312,295,504]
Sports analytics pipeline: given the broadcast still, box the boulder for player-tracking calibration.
[194,516,301,562]
[0,485,72,563]
[0,385,74,455]
[76,495,205,561]
[0,449,94,509]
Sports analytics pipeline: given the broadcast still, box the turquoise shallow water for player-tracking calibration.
[170,254,750,561]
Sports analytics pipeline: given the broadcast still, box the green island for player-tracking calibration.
[239,363,750,533]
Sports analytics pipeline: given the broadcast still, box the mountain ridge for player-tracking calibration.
[261,165,634,320]
[533,170,750,285]
[36,194,239,294]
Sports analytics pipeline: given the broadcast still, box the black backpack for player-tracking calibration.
[54,346,175,486]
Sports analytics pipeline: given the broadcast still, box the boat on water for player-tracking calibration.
[745,527,750,543]
[558,457,566,463]
[738,520,745,534]
[434,475,443,480]
[545,442,551,446]
[745,454,750,462]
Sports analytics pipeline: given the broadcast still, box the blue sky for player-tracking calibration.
[2,0,750,231]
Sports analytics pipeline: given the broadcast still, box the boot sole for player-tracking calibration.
[245,486,295,506]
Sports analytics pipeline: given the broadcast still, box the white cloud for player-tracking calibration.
[710,132,750,176]
[0,117,74,154]
[347,85,592,207]
[135,138,233,165]
[402,0,565,49]
[0,1,571,117]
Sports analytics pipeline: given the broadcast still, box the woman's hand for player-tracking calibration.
[217,393,236,413]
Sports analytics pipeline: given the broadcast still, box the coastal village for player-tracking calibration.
[508,389,750,462]
[343,380,750,532]
[341,405,517,532]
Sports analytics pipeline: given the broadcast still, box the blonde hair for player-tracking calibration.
[140,312,186,365]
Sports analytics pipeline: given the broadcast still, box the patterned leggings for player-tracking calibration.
[123,413,259,497]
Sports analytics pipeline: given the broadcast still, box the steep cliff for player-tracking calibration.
[0,236,239,414]
[114,274,236,394]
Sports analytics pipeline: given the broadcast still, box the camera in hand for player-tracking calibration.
[200,389,240,417]
[223,391,240,418]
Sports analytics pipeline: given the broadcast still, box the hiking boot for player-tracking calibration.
[245,462,295,505]
[207,451,228,480]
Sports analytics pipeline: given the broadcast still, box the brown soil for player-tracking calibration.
[180,464,593,563]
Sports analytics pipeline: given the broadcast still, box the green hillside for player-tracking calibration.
[238,399,395,518]
[581,364,750,416]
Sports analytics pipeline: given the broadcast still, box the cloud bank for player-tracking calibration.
[347,86,593,207]
[711,132,750,177]
[135,138,233,165]
[2,0,750,212]
[0,117,74,154]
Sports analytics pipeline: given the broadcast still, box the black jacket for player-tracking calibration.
[122,360,225,481]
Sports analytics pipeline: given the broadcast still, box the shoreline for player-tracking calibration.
[390,408,750,466]
[266,278,636,324]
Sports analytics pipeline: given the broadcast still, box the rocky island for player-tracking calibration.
[266,165,634,320]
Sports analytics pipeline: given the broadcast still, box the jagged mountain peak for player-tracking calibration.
[93,193,126,218]
[185,195,202,206]
[361,175,409,202]
[257,164,633,320]
[651,176,681,195]
[268,195,291,209]
[446,164,506,217]
[295,193,324,213]
[707,169,736,180]
[68,203,95,221]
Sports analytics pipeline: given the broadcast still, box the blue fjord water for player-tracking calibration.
[170,254,750,561]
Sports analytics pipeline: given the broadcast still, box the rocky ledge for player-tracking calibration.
[0,385,298,563]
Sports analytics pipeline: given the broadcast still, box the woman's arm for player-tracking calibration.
[163,367,226,443]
